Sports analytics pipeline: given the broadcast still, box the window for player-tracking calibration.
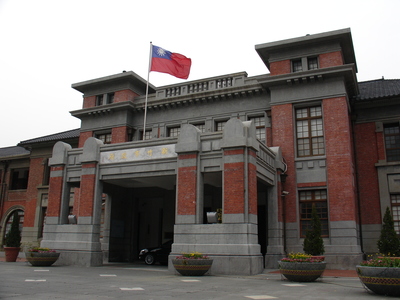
[391,194,400,234]
[215,120,227,132]
[96,95,104,106]
[193,123,206,133]
[10,168,29,190]
[292,59,302,72]
[296,106,325,157]
[168,126,180,137]
[4,209,24,236]
[141,130,152,140]
[248,116,266,141]
[96,132,112,144]
[308,57,318,70]
[384,123,400,162]
[299,190,329,237]
[106,93,114,104]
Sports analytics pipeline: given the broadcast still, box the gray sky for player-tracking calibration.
[1,0,399,147]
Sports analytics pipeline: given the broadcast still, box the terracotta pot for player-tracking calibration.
[356,265,400,297]
[172,259,213,276]
[25,252,60,266]
[279,261,327,282]
[4,247,21,262]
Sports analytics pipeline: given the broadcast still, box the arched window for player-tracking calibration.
[3,209,24,241]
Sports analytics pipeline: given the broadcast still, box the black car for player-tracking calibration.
[138,240,172,265]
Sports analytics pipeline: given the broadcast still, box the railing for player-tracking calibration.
[163,76,236,98]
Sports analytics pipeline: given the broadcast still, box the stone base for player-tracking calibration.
[55,250,103,266]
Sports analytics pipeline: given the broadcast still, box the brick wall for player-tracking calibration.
[79,131,93,148]
[82,95,96,109]
[271,104,296,222]
[270,60,291,76]
[354,122,382,224]
[78,163,97,217]
[177,154,197,216]
[47,166,64,217]
[114,89,138,103]
[112,126,129,144]
[319,51,344,68]
[323,97,357,222]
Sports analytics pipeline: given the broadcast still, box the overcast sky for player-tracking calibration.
[1,0,399,148]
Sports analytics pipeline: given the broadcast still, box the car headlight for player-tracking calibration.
[139,249,149,255]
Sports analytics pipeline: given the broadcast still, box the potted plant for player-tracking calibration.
[4,211,21,262]
[356,207,400,296]
[303,203,325,260]
[172,252,213,276]
[278,252,326,282]
[25,247,60,266]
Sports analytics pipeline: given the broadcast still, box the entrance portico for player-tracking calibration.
[42,119,283,275]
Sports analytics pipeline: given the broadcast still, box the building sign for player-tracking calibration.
[100,144,177,164]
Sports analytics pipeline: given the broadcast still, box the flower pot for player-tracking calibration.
[172,259,213,276]
[4,247,21,262]
[356,265,400,296]
[25,252,60,266]
[279,261,327,282]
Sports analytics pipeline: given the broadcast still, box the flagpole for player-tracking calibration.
[143,42,153,140]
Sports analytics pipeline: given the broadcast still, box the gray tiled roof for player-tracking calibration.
[356,78,400,101]
[0,146,30,159]
[18,128,80,145]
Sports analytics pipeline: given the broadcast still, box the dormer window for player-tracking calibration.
[308,57,318,70]
[96,95,104,106]
[292,59,303,72]
[96,93,114,106]
[292,57,319,73]
[107,93,114,104]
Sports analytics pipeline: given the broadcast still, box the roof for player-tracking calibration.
[356,78,400,101]
[18,128,80,146]
[0,146,30,159]
[255,28,356,71]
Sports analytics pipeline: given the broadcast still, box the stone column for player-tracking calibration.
[42,138,104,266]
[174,124,201,224]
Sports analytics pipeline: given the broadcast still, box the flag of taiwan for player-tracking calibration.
[150,45,192,79]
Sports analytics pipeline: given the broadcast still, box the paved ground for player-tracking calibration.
[0,260,388,300]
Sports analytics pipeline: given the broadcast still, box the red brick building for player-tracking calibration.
[1,28,400,274]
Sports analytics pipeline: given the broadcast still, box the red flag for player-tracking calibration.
[150,45,191,79]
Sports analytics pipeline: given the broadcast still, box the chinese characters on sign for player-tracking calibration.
[100,144,177,164]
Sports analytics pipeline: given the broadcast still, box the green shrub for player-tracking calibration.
[4,211,21,248]
[377,207,400,256]
[303,203,325,256]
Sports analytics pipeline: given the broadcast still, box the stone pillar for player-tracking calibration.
[175,124,201,224]
[171,119,264,275]
[46,142,71,225]
[221,118,259,224]
[41,138,104,266]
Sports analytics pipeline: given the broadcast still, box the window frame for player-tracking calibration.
[10,168,29,190]
[248,115,266,141]
[215,120,228,132]
[292,59,303,73]
[167,126,181,137]
[391,194,400,234]
[295,106,325,157]
[95,132,112,144]
[384,123,400,162]
[299,189,329,238]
